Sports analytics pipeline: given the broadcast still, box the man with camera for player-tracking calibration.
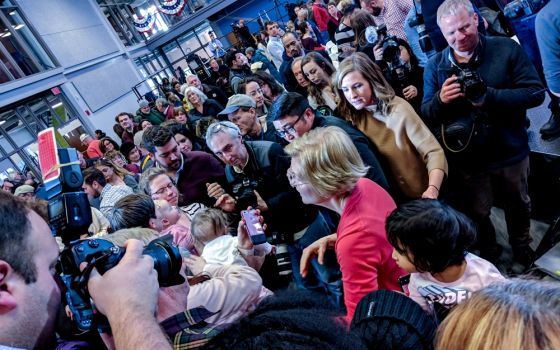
[422,0,545,268]
[205,121,343,303]
[0,191,172,350]
[360,0,412,40]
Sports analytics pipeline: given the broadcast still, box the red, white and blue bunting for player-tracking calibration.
[133,12,156,32]
[158,0,187,16]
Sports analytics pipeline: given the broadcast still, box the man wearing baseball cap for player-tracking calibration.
[14,184,35,201]
[219,94,286,145]
[79,133,103,159]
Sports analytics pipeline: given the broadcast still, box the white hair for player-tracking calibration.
[436,0,475,28]
[184,86,208,109]
[205,121,241,151]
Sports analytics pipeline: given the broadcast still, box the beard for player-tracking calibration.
[372,6,382,16]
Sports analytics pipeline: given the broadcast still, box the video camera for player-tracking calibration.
[37,148,184,332]
[37,148,92,244]
[230,22,240,33]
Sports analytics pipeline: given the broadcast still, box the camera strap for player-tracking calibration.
[440,121,476,153]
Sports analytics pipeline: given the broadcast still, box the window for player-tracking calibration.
[0,2,56,83]
[97,0,216,44]
[0,91,85,179]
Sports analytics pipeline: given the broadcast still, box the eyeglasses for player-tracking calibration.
[153,182,175,196]
[249,88,264,97]
[276,114,303,138]
[287,167,308,187]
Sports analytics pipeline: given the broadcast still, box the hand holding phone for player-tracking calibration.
[241,209,267,245]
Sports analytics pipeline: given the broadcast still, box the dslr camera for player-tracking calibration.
[365,24,401,63]
[408,13,432,52]
[232,177,260,211]
[37,148,184,332]
[60,235,184,332]
[453,68,487,102]
[365,24,411,89]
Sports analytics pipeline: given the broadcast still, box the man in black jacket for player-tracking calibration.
[205,121,343,304]
[422,0,545,268]
[279,32,332,94]
[269,92,391,193]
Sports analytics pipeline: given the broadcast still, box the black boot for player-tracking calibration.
[512,245,536,270]
[540,95,560,138]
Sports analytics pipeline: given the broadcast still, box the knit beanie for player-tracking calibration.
[350,290,436,350]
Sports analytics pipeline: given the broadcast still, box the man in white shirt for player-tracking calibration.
[265,21,285,69]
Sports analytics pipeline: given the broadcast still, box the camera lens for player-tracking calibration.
[275,244,292,276]
[142,234,185,287]
[382,39,400,63]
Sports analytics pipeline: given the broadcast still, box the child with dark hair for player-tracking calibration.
[386,199,504,319]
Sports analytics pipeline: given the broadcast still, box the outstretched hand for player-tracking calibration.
[300,233,337,277]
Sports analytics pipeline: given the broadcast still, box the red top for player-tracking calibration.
[312,3,331,32]
[86,139,103,159]
[335,178,405,323]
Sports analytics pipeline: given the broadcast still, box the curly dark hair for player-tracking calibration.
[142,125,174,154]
[385,199,477,274]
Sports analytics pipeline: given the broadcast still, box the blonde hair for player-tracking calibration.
[437,0,475,28]
[436,279,560,350]
[190,208,228,243]
[94,158,134,179]
[285,126,368,198]
[153,199,170,219]
[336,52,395,124]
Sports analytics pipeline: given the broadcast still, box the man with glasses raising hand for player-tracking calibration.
[269,92,390,192]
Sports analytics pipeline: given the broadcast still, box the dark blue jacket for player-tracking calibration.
[422,35,544,170]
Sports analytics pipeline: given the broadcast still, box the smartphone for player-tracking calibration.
[241,210,267,245]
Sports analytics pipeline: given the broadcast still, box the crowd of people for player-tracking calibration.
[1,0,560,349]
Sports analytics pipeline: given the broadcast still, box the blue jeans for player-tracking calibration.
[287,213,344,310]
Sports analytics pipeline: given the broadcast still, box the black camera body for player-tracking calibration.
[232,177,259,210]
[408,13,432,52]
[455,69,487,101]
[60,234,184,332]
